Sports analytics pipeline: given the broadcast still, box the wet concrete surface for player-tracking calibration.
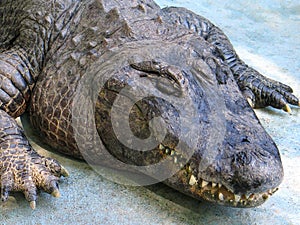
[1,1,299,224]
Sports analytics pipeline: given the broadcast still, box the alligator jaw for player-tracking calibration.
[186,174,279,207]
[159,142,282,208]
[164,165,280,208]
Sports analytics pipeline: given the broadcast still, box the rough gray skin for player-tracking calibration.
[0,0,298,209]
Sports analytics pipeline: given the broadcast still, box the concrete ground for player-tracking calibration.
[1,0,299,224]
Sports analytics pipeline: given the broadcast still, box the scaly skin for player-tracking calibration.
[163,7,299,112]
[0,0,298,208]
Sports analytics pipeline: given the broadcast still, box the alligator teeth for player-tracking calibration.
[174,157,178,164]
[201,180,209,188]
[248,194,255,201]
[159,144,165,150]
[262,194,269,200]
[245,193,252,199]
[234,194,241,202]
[189,175,198,186]
[165,148,170,154]
[188,176,278,206]
[218,193,224,201]
[170,150,175,156]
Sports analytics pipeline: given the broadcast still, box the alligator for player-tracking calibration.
[0,0,299,210]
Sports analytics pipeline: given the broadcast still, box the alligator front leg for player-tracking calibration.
[162,7,299,112]
[0,110,69,209]
[0,49,68,209]
[204,24,299,112]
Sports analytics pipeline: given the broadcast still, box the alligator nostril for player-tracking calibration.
[233,151,252,166]
[241,137,250,143]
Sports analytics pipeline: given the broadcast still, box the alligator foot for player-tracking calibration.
[1,151,69,209]
[162,7,299,113]
[237,69,299,113]
[0,110,68,209]
[1,150,69,209]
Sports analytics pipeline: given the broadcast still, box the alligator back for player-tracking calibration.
[28,0,217,158]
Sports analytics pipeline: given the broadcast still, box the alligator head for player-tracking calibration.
[72,39,283,208]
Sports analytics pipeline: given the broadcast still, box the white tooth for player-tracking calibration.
[159,144,164,150]
[211,183,217,188]
[165,148,170,154]
[201,180,209,188]
[234,194,241,202]
[188,166,192,172]
[174,157,178,164]
[262,194,269,200]
[248,194,255,201]
[218,183,222,188]
[218,193,224,201]
[245,193,252,199]
[189,175,197,186]
[170,150,175,156]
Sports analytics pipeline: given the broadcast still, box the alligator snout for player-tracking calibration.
[219,113,284,195]
[221,140,284,195]
[164,114,284,207]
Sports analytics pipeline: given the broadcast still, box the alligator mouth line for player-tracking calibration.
[158,143,279,207]
[187,174,279,207]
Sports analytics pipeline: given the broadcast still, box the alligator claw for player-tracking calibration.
[239,73,299,113]
[0,110,67,209]
[60,166,70,177]
[30,201,36,210]
[1,190,9,202]
[246,98,255,108]
[42,157,69,177]
[283,104,292,114]
[51,189,61,198]
[0,150,65,209]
